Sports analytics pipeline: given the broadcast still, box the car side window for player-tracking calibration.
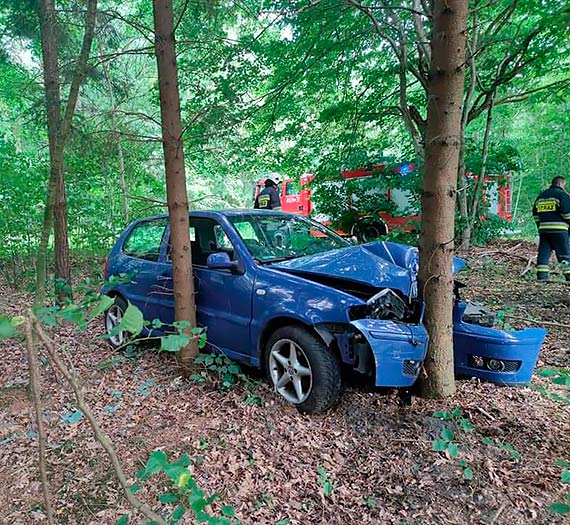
[123,219,167,261]
[189,218,236,266]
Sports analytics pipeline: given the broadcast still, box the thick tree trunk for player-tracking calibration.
[35,0,97,305]
[153,0,199,372]
[419,0,469,399]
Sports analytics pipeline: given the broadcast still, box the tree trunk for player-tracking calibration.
[456,140,471,251]
[35,0,97,305]
[469,93,495,228]
[419,0,469,399]
[153,0,199,372]
[103,63,129,225]
[35,0,61,307]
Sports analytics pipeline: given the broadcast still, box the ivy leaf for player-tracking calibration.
[538,368,559,377]
[463,467,473,481]
[276,519,291,525]
[555,460,570,468]
[441,428,454,442]
[129,484,141,494]
[481,437,494,446]
[561,470,570,484]
[116,515,129,525]
[460,418,474,432]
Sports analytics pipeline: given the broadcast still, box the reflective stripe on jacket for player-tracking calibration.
[533,185,570,232]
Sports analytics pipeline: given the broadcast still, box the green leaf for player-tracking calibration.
[481,437,494,446]
[145,450,168,474]
[0,317,16,339]
[555,460,570,468]
[552,376,570,387]
[451,407,463,418]
[161,334,191,352]
[561,470,570,484]
[89,295,114,320]
[447,443,459,458]
[432,439,447,452]
[432,410,451,419]
[538,368,560,377]
[460,418,474,432]
[158,492,179,504]
[549,503,570,514]
[151,318,163,329]
[119,303,144,335]
[441,428,454,442]
[116,515,129,525]
[458,459,468,468]
[316,466,327,476]
[221,506,235,518]
[463,467,473,481]
[129,484,141,494]
[276,519,291,525]
[172,506,186,521]
[323,480,333,496]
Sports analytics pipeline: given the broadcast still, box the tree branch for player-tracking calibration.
[25,318,56,525]
[32,319,169,525]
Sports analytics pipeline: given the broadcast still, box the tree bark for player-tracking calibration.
[35,0,61,307]
[35,0,98,305]
[469,92,495,227]
[419,0,469,399]
[153,0,199,372]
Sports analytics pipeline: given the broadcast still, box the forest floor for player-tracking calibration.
[0,239,569,525]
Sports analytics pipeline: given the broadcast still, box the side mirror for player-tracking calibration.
[206,252,238,272]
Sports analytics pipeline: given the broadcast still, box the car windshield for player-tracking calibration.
[228,213,350,262]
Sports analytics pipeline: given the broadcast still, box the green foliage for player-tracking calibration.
[126,449,238,525]
[316,466,334,497]
[481,437,521,461]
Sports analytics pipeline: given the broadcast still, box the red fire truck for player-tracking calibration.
[253,164,512,238]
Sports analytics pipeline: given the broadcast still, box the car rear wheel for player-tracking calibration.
[265,326,341,414]
[104,296,128,349]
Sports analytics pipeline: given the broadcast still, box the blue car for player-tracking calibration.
[103,210,546,413]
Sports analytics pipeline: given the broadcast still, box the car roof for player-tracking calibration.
[134,209,299,222]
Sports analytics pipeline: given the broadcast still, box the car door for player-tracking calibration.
[114,218,171,323]
[160,217,255,361]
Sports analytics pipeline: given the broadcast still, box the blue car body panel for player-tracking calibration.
[103,210,545,388]
[453,302,546,384]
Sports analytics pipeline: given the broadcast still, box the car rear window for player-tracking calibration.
[123,219,167,261]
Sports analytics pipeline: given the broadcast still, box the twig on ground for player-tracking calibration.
[520,258,534,276]
[474,405,496,421]
[24,316,56,525]
[32,317,168,525]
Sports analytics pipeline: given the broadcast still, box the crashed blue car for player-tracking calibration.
[103,210,546,413]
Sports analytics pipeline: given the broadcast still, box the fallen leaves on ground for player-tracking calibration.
[0,241,569,524]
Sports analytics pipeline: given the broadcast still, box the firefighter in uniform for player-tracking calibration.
[254,178,281,210]
[532,176,570,281]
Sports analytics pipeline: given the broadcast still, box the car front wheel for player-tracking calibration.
[265,326,341,414]
[104,296,128,349]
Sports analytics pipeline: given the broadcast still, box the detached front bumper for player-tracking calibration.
[350,319,428,387]
[453,302,547,384]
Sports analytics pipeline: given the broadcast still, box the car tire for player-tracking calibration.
[104,295,128,350]
[265,326,341,414]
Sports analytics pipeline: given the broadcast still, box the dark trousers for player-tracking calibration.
[537,231,570,281]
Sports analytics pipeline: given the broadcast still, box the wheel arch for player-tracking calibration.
[258,316,342,369]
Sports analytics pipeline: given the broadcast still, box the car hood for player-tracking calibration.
[268,241,466,297]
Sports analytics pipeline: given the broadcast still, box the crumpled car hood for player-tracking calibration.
[269,241,467,297]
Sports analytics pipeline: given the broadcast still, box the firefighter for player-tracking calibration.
[254,178,281,210]
[533,176,570,281]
